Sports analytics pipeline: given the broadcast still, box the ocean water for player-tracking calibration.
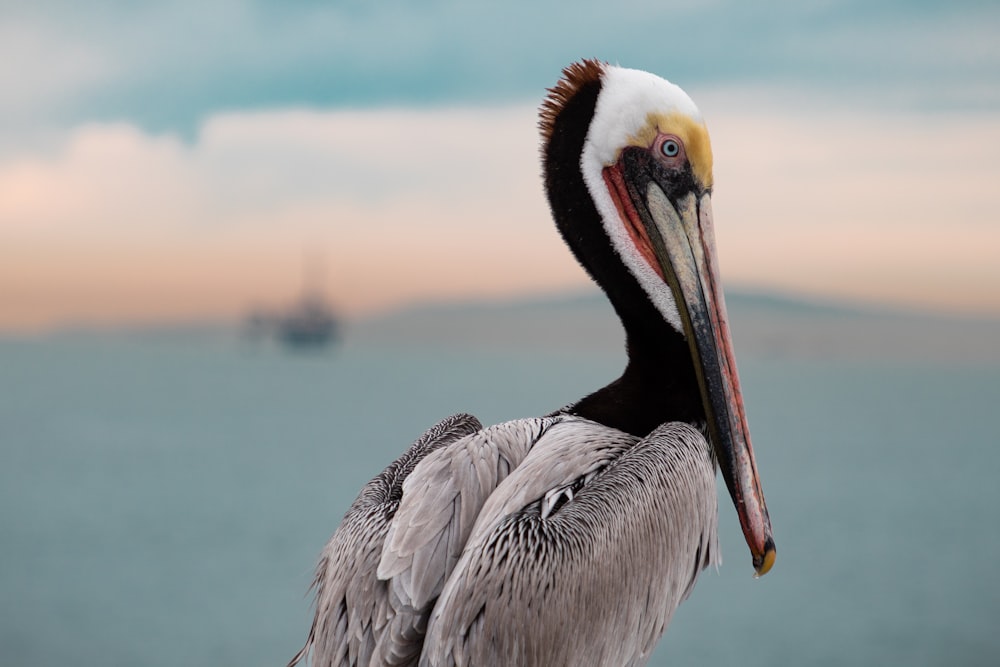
[1,327,998,666]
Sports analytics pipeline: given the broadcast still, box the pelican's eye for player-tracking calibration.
[653,134,685,166]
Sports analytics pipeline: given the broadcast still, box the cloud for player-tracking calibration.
[704,104,1000,314]
[0,105,577,331]
[2,0,998,153]
[1,93,999,332]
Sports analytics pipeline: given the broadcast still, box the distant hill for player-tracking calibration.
[348,288,1000,364]
[24,288,996,365]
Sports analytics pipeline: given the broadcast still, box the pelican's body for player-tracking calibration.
[290,61,774,667]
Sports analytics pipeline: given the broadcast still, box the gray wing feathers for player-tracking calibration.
[467,418,635,532]
[377,417,558,609]
[420,421,719,667]
[287,413,483,667]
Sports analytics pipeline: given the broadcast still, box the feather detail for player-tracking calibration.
[539,59,607,144]
[420,421,719,667]
[286,413,482,667]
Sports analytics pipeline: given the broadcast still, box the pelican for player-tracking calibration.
[289,59,775,667]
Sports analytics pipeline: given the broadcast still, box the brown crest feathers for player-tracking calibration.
[539,59,607,144]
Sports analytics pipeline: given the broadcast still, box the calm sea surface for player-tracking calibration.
[1,329,998,666]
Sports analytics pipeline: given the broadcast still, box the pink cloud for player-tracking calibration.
[1,101,998,332]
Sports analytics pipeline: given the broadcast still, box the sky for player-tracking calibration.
[1,1,999,332]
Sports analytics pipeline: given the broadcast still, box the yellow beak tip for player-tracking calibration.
[753,545,776,578]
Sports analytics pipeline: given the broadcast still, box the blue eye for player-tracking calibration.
[661,139,680,158]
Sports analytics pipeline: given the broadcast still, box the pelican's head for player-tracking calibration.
[541,60,775,576]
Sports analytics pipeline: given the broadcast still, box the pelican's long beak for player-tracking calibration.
[643,185,775,575]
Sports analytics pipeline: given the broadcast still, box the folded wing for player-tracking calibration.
[420,421,720,667]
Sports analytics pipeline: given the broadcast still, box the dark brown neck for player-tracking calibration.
[542,73,705,438]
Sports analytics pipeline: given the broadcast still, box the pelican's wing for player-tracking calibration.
[420,420,720,667]
[373,417,559,665]
[287,413,482,667]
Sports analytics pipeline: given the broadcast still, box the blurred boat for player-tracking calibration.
[276,294,339,347]
[245,251,341,349]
